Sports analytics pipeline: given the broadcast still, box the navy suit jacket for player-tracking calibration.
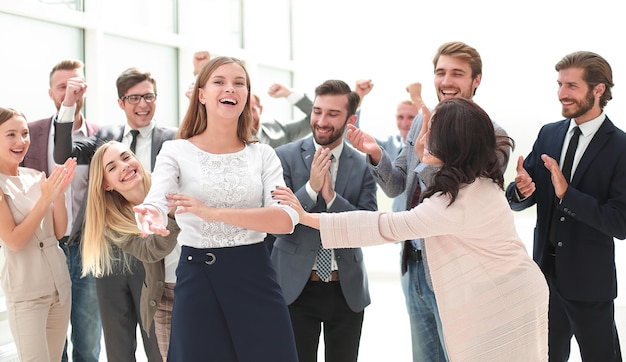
[271,136,377,312]
[506,116,626,301]
[22,116,99,244]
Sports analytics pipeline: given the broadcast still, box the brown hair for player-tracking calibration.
[49,59,84,86]
[314,80,360,118]
[424,98,514,204]
[0,107,26,125]
[116,67,157,99]
[555,51,614,109]
[433,41,482,96]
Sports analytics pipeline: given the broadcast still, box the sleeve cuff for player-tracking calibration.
[56,105,76,123]
[305,181,318,202]
[287,91,304,105]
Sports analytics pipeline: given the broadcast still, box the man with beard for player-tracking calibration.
[506,51,626,361]
[271,79,377,362]
[346,41,510,362]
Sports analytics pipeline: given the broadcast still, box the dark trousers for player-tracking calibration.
[96,252,161,362]
[168,243,298,362]
[289,280,364,362]
[545,257,622,362]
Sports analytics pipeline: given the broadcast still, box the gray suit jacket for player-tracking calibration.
[271,136,377,312]
[256,95,313,148]
[53,121,177,244]
[22,116,99,245]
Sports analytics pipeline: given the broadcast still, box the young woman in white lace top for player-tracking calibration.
[135,56,299,361]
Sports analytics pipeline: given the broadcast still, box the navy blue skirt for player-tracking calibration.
[168,242,298,362]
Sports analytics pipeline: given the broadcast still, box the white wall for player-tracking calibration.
[290,0,626,184]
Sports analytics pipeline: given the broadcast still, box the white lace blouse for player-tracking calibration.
[141,139,298,249]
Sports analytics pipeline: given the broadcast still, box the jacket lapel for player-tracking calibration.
[300,137,316,173]
[570,116,612,186]
[334,144,354,196]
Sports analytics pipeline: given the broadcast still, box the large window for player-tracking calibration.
[0,12,83,121]
[0,0,298,128]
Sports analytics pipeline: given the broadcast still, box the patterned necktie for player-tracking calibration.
[316,153,336,281]
[129,129,140,154]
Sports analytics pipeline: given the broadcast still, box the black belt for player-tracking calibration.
[58,236,70,245]
[408,247,422,261]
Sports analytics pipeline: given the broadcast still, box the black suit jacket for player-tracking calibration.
[506,116,626,301]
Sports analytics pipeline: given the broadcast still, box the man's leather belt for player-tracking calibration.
[310,270,340,282]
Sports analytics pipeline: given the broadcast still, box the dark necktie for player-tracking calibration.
[315,154,336,281]
[548,126,581,248]
[129,130,140,154]
[562,126,581,182]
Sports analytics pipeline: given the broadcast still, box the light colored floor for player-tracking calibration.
[85,212,625,361]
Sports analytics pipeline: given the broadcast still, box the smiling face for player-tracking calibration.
[118,80,156,129]
[198,62,248,122]
[0,114,30,172]
[102,142,145,196]
[311,93,355,149]
[434,55,481,102]
[557,67,601,122]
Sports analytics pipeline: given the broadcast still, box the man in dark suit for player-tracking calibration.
[271,80,377,362]
[54,67,175,362]
[23,59,102,362]
[506,51,626,361]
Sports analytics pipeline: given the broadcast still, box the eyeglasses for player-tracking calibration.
[121,93,157,104]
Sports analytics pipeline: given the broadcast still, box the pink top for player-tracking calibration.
[321,178,548,361]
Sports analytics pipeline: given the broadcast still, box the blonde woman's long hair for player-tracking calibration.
[81,141,151,278]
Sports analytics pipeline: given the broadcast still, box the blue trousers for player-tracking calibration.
[60,243,102,362]
[401,257,448,362]
[169,243,298,362]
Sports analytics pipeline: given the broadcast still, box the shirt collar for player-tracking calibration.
[124,120,155,138]
[570,111,605,137]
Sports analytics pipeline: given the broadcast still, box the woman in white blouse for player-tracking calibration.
[134,56,299,362]
[274,98,549,361]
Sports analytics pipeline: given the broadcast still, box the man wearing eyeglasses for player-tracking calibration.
[53,67,176,362]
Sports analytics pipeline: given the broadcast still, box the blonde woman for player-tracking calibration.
[0,107,75,361]
[81,140,180,361]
